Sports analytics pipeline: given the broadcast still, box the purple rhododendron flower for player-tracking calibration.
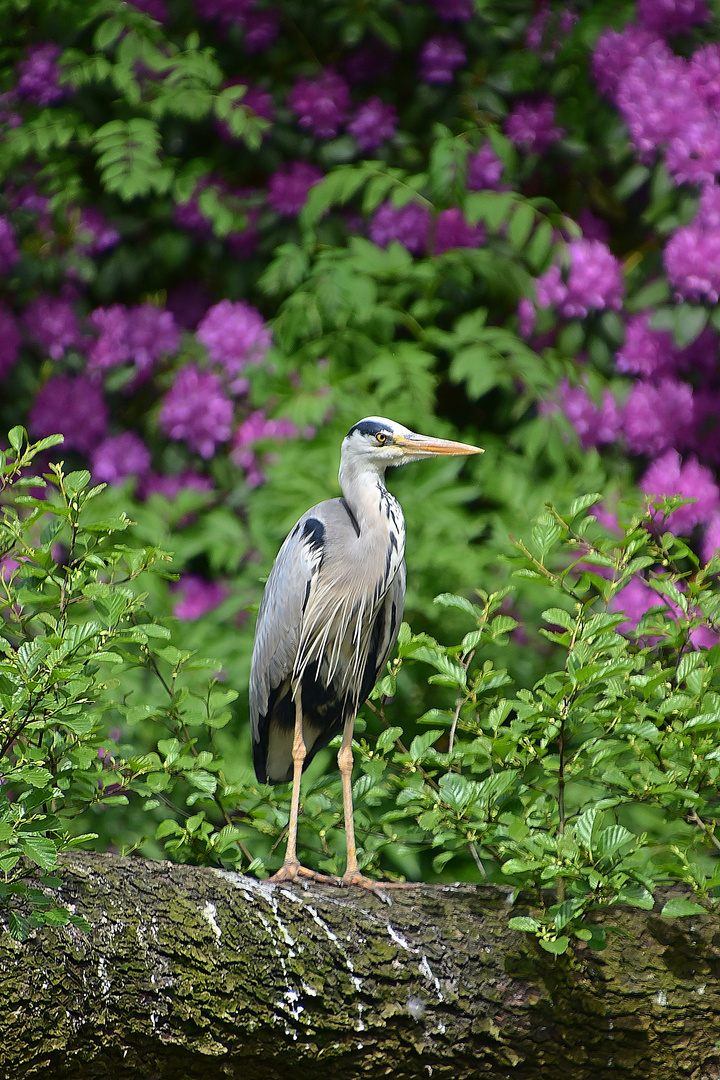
[526,4,578,60]
[29,375,109,453]
[517,297,535,339]
[535,264,566,309]
[0,304,20,380]
[172,575,227,620]
[615,312,675,378]
[419,35,466,83]
[74,207,121,255]
[617,44,704,162]
[242,6,279,52]
[665,187,720,302]
[467,143,504,190]
[432,208,485,254]
[664,224,720,303]
[592,25,660,101]
[561,239,624,317]
[194,0,251,24]
[196,299,272,383]
[142,469,214,500]
[0,216,19,274]
[233,410,298,446]
[22,295,83,360]
[697,183,720,228]
[689,44,720,114]
[640,449,720,532]
[556,380,621,449]
[665,116,720,185]
[505,98,564,154]
[130,0,168,19]
[237,83,274,121]
[577,209,610,243]
[129,306,180,371]
[16,43,67,106]
[231,410,298,486]
[608,576,666,634]
[267,162,323,216]
[88,304,179,377]
[91,432,152,486]
[702,511,720,564]
[623,378,694,456]
[347,97,398,151]
[431,0,473,20]
[688,388,720,465]
[536,239,623,318]
[288,70,350,138]
[637,0,709,35]
[369,202,431,255]
[159,364,234,458]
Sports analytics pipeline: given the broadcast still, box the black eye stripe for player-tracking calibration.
[346,420,391,440]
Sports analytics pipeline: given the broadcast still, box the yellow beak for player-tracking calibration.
[393,431,484,456]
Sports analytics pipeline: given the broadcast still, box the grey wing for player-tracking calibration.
[249,509,324,759]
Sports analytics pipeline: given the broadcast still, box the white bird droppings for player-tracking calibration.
[386,922,417,952]
[202,901,222,941]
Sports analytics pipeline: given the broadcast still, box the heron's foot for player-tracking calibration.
[341,869,417,904]
[268,860,340,886]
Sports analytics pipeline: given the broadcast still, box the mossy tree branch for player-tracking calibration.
[4,852,720,1080]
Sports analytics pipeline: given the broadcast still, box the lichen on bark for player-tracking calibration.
[2,852,719,1080]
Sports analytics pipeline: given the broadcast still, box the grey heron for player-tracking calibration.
[250,416,482,889]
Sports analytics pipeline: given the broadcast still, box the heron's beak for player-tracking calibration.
[393,431,484,457]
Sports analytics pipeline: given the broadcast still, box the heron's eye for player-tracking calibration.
[376,432,387,444]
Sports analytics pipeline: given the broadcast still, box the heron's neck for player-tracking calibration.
[339,457,395,533]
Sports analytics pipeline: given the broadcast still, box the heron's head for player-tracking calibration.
[342,417,483,469]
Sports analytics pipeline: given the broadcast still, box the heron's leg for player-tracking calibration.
[337,713,360,878]
[282,687,305,866]
[339,713,417,899]
[269,684,338,886]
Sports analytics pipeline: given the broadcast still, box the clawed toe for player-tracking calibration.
[268,861,340,886]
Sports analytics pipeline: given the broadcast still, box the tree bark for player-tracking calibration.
[3,851,719,1080]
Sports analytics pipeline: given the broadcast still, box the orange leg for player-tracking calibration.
[269,684,338,886]
[337,714,416,900]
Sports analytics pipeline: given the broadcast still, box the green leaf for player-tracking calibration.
[539,936,570,954]
[508,916,540,932]
[409,730,443,761]
[19,835,57,871]
[569,493,603,518]
[8,911,30,942]
[542,607,574,631]
[377,727,403,752]
[660,898,706,918]
[94,16,125,51]
[433,593,480,618]
[8,427,25,453]
[508,203,535,251]
[438,772,473,813]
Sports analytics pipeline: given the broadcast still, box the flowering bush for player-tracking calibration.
[1,0,720,936]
